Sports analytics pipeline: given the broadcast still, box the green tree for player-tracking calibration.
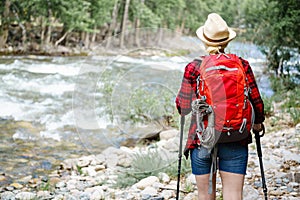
[89,0,114,45]
[0,0,11,48]
[145,0,185,30]
[53,0,92,46]
[16,0,53,45]
[253,0,300,80]
[182,0,210,33]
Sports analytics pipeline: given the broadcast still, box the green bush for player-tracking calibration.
[162,157,191,179]
[98,69,179,129]
[114,147,191,188]
[268,75,300,126]
[262,95,274,117]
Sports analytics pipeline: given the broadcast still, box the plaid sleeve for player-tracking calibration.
[240,58,265,123]
[175,60,199,115]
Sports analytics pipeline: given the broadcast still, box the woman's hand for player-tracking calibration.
[252,123,263,133]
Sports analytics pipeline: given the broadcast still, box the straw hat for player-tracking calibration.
[196,13,236,46]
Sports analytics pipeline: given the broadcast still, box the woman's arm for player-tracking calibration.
[240,58,265,124]
[175,61,199,115]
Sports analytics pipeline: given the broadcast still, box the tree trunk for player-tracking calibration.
[12,7,26,45]
[134,0,144,47]
[84,32,90,49]
[156,25,164,46]
[45,9,53,45]
[106,0,119,48]
[91,25,97,43]
[55,29,71,46]
[120,0,131,48]
[0,0,11,48]
[40,17,45,45]
[179,20,185,35]
[134,18,140,47]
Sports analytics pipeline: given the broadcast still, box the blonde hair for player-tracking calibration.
[205,43,228,54]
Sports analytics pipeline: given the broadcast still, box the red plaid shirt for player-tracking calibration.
[175,55,265,158]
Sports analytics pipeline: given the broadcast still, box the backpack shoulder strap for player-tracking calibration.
[192,56,205,99]
[193,56,204,66]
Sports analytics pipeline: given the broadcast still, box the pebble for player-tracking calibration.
[0,175,7,181]
[134,176,160,190]
[1,125,299,199]
[10,182,23,189]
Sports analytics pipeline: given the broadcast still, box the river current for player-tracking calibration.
[0,41,272,183]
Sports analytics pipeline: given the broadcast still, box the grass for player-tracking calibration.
[76,165,83,175]
[114,147,191,188]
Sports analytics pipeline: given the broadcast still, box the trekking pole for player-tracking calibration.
[254,124,268,200]
[176,115,185,200]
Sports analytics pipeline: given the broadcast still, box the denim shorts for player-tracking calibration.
[191,142,248,175]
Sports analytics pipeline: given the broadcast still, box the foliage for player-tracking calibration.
[88,0,114,27]
[261,95,274,117]
[163,157,191,179]
[250,0,300,79]
[97,69,178,128]
[264,77,300,126]
[76,165,84,175]
[280,87,300,125]
[130,0,161,28]
[127,85,175,124]
[38,181,54,192]
[183,180,194,193]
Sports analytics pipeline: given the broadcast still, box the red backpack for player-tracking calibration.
[195,53,254,143]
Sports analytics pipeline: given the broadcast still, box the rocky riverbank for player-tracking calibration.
[1,123,299,200]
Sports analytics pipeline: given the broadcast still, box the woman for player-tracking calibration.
[175,13,265,200]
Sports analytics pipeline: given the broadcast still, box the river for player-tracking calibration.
[0,41,273,184]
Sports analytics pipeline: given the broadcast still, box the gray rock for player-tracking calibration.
[243,185,259,200]
[183,192,197,200]
[15,192,36,200]
[161,189,174,199]
[105,153,118,168]
[36,191,52,199]
[64,194,77,200]
[76,156,93,168]
[162,138,179,152]
[160,129,178,141]
[275,178,282,185]
[288,182,299,188]
[141,186,158,196]
[92,154,105,165]
[1,191,16,200]
[134,176,159,190]
[158,172,170,183]
[102,146,123,156]
[295,172,300,183]
[141,186,157,199]
[56,181,66,188]
[186,174,196,185]
[66,179,77,190]
[81,166,97,177]
[90,189,105,200]
[79,192,90,200]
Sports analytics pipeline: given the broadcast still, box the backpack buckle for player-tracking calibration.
[239,118,247,133]
[223,126,233,136]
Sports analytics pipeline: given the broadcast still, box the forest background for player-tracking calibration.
[0,0,299,123]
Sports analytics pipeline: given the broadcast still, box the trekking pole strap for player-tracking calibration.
[254,124,265,157]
